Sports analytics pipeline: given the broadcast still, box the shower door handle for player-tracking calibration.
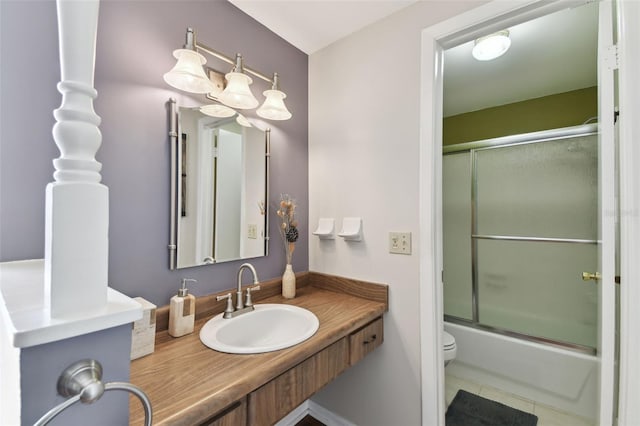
[582,272,621,284]
[582,272,620,284]
[582,271,601,281]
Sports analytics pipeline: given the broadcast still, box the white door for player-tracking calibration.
[596,1,617,424]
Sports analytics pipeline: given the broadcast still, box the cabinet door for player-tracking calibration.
[349,317,383,365]
[248,338,349,426]
[199,398,246,426]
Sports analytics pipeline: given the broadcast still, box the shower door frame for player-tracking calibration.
[443,123,599,355]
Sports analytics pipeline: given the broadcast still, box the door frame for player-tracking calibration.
[614,1,640,424]
[418,0,640,424]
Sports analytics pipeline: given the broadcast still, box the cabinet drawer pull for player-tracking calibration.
[363,334,377,345]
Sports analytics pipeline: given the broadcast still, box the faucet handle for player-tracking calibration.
[245,285,261,307]
[216,293,234,316]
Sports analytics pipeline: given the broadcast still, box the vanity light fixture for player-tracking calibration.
[472,30,511,61]
[218,54,259,109]
[256,73,292,121]
[164,28,292,120]
[163,29,216,93]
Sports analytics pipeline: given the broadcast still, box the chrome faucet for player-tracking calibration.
[236,263,259,309]
[217,263,261,319]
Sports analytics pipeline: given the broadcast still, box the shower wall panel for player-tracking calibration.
[443,151,473,320]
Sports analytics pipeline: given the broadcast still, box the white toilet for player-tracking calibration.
[443,331,457,366]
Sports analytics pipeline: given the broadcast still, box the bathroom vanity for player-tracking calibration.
[129,273,387,425]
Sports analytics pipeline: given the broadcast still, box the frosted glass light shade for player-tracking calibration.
[218,72,259,109]
[472,31,511,61]
[200,104,236,118]
[164,49,216,93]
[256,89,292,120]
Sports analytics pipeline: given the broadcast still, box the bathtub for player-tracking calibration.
[444,321,598,420]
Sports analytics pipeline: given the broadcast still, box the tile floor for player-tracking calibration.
[445,372,595,426]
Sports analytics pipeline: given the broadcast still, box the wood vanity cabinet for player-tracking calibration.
[247,317,384,426]
[199,398,247,426]
[248,337,349,426]
[129,280,388,426]
[349,317,383,365]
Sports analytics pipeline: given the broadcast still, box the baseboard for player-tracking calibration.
[274,401,311,426]
[273,399,356,426]
[307,400,356,426]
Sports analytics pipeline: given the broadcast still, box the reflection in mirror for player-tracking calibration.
[168,99,269,269]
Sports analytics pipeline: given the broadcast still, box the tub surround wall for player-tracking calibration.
[308,1,484,424]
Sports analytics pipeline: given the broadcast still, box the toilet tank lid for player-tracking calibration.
[443,331,456,347]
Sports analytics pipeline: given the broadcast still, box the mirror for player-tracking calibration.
[168,100,270,269]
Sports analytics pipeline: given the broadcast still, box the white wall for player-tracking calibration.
[241,127,267,258]
[308,2,484,425]
[216,129,243,260]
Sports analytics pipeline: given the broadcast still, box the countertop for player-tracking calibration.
[129,277,387,426]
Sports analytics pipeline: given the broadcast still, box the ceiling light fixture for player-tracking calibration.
[472,30,511,61]
[164,28,292,120]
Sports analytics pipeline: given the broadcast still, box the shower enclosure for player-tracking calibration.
[443,124,599,353]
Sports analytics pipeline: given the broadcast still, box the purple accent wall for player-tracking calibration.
[0,1,59,261]
[0,0,309,308]
[21,325,132,426]
[1,2,307,423]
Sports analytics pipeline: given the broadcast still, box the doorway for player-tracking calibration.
[418,1,622,425]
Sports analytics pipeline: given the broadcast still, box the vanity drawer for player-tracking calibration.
[349,317,383,365]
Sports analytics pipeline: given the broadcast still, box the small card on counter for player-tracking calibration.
[130,297,157,360]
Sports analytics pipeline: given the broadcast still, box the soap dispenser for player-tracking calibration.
[168,278,196,337]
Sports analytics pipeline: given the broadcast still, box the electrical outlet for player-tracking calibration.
[389,232,411,255]
[248,224,257,239]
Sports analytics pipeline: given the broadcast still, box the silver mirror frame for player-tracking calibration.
[167,98,270,269]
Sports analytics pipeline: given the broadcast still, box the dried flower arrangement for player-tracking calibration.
[276,194,299,264]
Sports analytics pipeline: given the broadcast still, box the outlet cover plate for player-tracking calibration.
[389,232,411,255]
[248,224,258,239]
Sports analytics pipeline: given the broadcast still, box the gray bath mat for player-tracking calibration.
[446,390,538,426]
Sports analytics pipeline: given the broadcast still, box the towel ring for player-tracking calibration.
[34,359,152,426]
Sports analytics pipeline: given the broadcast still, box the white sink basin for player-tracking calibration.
[199,304,319,354]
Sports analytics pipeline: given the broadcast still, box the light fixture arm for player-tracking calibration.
[190,34,274,84]
[271,73,280,90]
[184,27,196,50]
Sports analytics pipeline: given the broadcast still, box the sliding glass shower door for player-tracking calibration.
[443,127,598,351]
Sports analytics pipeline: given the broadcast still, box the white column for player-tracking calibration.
[45,0,108,318]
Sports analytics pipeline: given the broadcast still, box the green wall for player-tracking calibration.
[443,87,597,146]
